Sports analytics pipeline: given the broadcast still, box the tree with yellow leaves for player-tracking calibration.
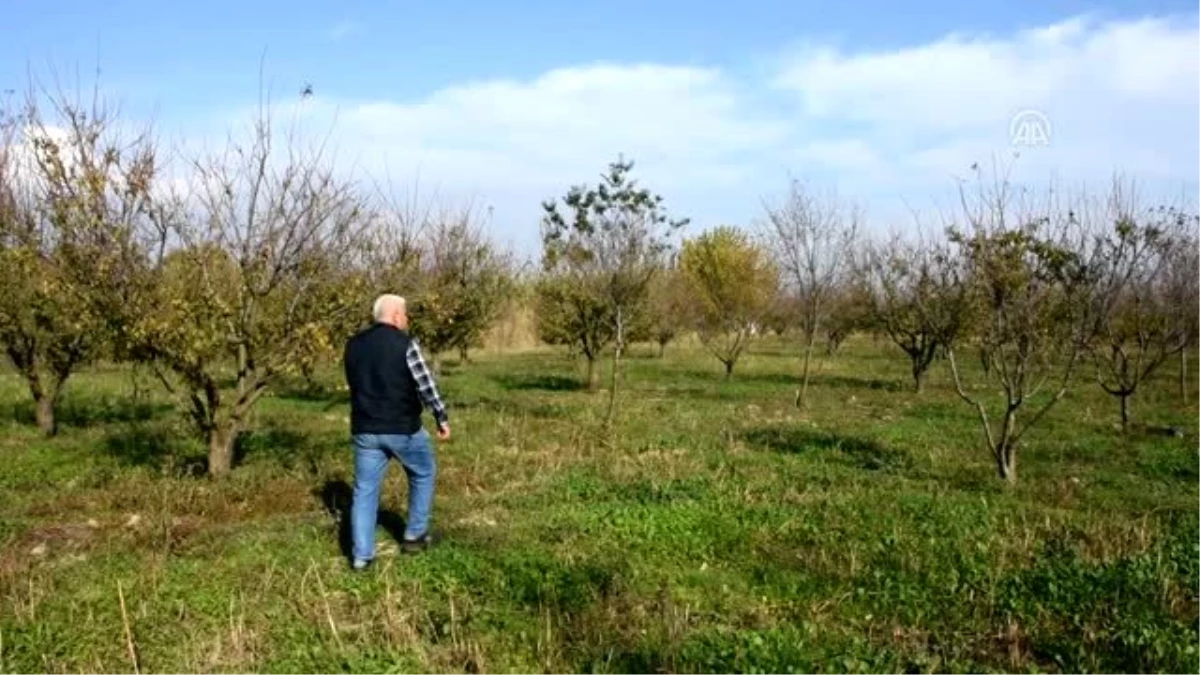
[679,226,779,379]
[0,87,158,435]
[61,94,374,477]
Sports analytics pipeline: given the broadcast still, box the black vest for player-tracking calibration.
[343,323,425,435]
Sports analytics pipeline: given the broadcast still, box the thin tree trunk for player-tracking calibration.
[997,408,1018,482]
[797,329,816,408]
[997,441,1017,482]
[724,360,734,380]
[458,343,470,364]
[1120,392,1131,433]
[606,347,620,421]
[912,345,936,393]
[1181,349,1188,404]
[658,340,666,358]
[826,333,844,356]
[605,308,625,431]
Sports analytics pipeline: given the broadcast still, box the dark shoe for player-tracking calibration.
[401,532,439,554]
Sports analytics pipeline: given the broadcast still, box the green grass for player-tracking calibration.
[0,337,1196,673]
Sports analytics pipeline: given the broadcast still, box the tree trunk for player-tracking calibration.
[724,360,734,380]
[585,355,598,391]
[300,361,315,386]
[658,340,666,358]
[909,350,924,393]
[1181,349,1189,405]
[431,353,443,377]
[910,343,937,394]
[458,343,470,364]
[34,392,56,436]
[997,442,1017,482]
[605,347,620,425]
[797,330,816,408]
[996,410,1018,482]
[1119,393,1131,433]
[24,372,66,437]
[207,422,238,478]
[825,334,843,356]
[605,308,625,431]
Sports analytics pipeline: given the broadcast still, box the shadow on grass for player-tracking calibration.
[742,426,912,472]
[665,368,904,392]
[490,373,586,392]
[316,479,407,562]
[235,427,309,462]
[2,397,173,431]
[104,421,336,476]
[274,383,351,409]
[102,424,206,474]
[621,345,669,360]
[809,374,908,393]
[453,393,578,420]
[235,426,348,473]
[728,371,800,386]
[665,367,788,385]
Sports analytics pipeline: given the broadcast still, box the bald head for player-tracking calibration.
[372,294,409,330]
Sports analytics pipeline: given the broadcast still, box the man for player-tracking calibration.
[343,294,451,570]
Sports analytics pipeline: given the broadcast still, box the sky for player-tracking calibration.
[4,0,1199,257]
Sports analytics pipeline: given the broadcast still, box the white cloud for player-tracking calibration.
[313,63,787,190]
[771,14,1199,186]
[192,12,1198,254]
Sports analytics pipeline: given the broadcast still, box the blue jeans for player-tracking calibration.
[351,430,437,562]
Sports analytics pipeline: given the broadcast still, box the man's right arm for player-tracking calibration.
[406,339,449,436]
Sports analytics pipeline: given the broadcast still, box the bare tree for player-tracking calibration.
[858,228,973,392]
[760,178,859,408]
[761,291,801,338]
[411,200,515,372]
[642,258,693,358]
[128,95,373,477]
[1087,195,1199,431]
[363,173,437,294]
[1164,226,1200,404]
[821,281,872,356]
[944,166,1098,482]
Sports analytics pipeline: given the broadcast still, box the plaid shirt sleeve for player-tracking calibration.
[406,339,449,428]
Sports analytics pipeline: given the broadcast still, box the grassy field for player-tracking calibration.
[0,337,1196,673]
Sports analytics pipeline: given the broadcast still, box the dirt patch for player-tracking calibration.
[0,521,100,580]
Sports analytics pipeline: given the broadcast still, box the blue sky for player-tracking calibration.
[6,0,1199,256]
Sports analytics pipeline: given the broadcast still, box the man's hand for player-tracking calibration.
[436,423,451,441]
